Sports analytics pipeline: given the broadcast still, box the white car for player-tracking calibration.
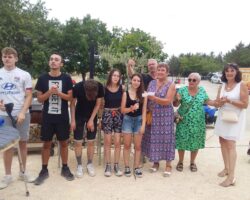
[211,74,222,84]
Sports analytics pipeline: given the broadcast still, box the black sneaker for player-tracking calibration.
[34,169,49,185]
[124,166,131,177]
[61,167,74,181]
[134,168,143,178]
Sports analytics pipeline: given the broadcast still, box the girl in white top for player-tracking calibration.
[214,63,249,187]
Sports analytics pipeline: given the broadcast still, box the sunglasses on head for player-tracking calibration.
[188,78,197,83]
[227,63,238,67]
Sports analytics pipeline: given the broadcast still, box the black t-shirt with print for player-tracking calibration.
[35,73,73,123]
[73,81,104,119]
[142,73,154,90]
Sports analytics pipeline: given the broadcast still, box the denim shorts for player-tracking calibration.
[122,114,142,134]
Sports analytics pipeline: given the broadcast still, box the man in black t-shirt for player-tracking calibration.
[34,53,74,185]
[70,79,104,177]
[127,58,158,90]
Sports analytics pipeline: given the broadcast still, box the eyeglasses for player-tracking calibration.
[188,78,197,83]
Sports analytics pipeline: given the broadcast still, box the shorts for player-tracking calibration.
[122,114,142,134]
[102,108,122,134]
[0,114,30,141]
[74,117,97,141]
[41,122,70,141]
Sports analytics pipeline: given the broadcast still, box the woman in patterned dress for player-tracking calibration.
[142,63,176,177]
[174,73,216,172]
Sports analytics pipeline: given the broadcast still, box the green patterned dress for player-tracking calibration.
[175,86,209,151]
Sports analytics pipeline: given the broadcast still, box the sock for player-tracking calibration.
[87,160,92,164]
[42,165,48,171]
[62,164,68,169]
[76,155,82,165]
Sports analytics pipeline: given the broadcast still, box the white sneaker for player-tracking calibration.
[114,164,123,177]
[19,172,36,183]
[75,165,83,178]
[0,175,13,190]
[87,163,96,177]
[104,164,112,177]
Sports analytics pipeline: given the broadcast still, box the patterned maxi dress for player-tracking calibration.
[175,86,209,151]
[142,80,175,162]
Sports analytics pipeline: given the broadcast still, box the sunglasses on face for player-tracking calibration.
[188,78,197,83]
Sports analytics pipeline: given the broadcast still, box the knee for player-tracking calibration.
[124,143,131,150]
[114,142,121,149]
[60,141,68,148]
[134,144,141,152]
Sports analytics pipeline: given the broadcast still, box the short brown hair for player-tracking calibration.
[1,47,18,57]
[84,79,99,101]
[157,62,169,72]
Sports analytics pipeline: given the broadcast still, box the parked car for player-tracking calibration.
[211,74,222,84]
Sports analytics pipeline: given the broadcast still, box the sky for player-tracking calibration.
[30,0,250,56]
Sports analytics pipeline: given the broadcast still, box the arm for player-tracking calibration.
[70,98,76,131]
[148,83,176,106]
[225,83,249,109]
[127,59,136,78]
[87,97,102,132]
[37,87,72,103]
[17,89,32,124]
[173,92,181,107]
[139,96,148,135]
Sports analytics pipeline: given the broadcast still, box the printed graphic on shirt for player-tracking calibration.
[0,82,19,95]
[48,80,62,114]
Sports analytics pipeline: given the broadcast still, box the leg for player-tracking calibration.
[218,137,229,177]
[3,148,14,175]
[220,140,237,187]
[134,134,142,169]
[59,140,68,165]
[113,133,121,164]
[190,150,198,172]
[163,161,172,177]
[104,134,112,164]
[123,133,132,167]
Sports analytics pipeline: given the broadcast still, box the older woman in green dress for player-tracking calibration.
[174,73,217,172]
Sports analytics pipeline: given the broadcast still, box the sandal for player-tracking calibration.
[149,162,159,173]
[190,163,198,172]
[217,169,228,177]
[163,165,172,177]
[176,162,183,172]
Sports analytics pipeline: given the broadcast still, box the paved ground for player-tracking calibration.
[0,80,250,200]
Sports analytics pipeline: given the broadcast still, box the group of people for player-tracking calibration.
[0,47,249,190]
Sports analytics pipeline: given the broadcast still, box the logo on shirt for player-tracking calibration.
[1,83,16,90]
[14,76,20,82]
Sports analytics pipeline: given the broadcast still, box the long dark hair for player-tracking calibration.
[131,73,144,102]
[106,69,121,88]
[221,63,242,83]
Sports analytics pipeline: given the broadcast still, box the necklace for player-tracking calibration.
[226,83,236,90]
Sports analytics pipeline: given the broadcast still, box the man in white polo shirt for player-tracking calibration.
[0,47,34,189]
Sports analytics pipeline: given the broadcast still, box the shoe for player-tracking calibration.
[176,162,183,172]
[149,162,159,173]
[75,165,83,178]
[247,142,250,155]
[61,167,74,181]
[219,178,236,187]
[163,165,172,177]
[34,169,49,185]
[134,168,143,178]
[114,164,123,177]
[124,166,132,177]
[104,164,112,177]
[0,175,13,190]
[217,169,228,177]
[87,163,96,177]
[190,163,198,172]
[19,172,36,183]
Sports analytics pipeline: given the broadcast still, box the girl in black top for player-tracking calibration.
[102,69,124,177]
[121,73,147,178]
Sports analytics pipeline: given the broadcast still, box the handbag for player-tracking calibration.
[221,110,239,123]
[146,111,152,125]
[174,112,183,124]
